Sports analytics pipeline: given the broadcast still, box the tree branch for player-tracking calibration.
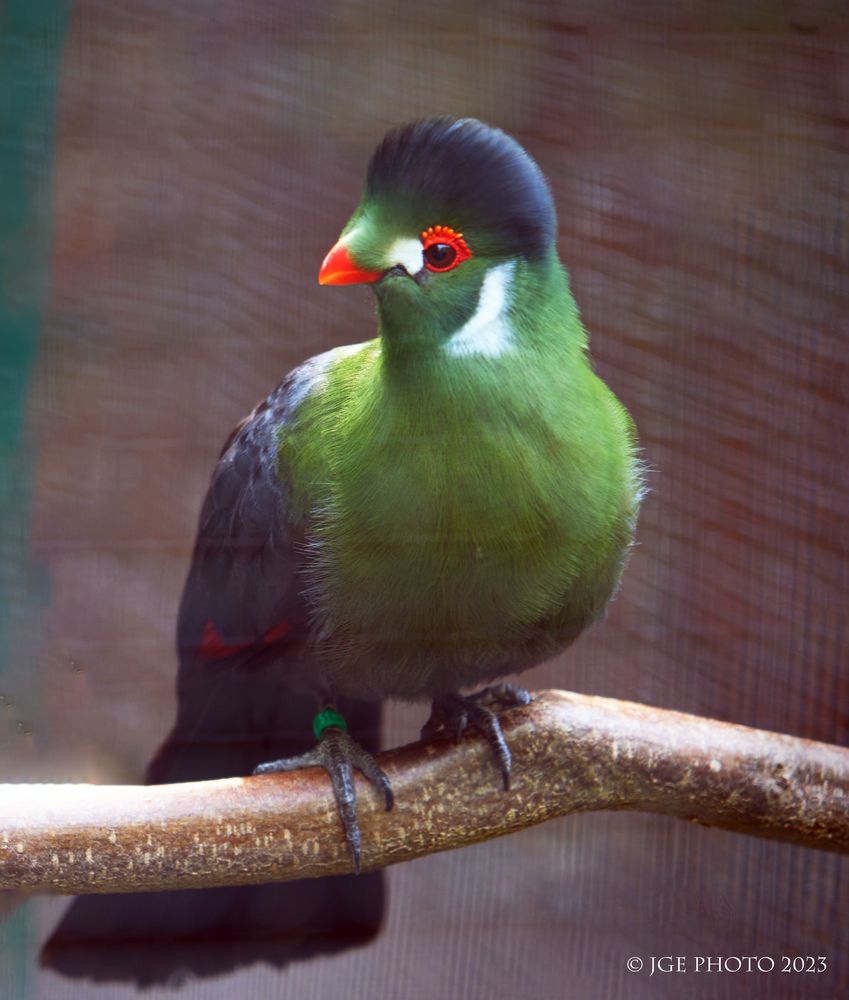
[2,690,848,894]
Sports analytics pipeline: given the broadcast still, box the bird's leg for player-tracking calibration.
[253,707,393,873]
[420,684,532,791]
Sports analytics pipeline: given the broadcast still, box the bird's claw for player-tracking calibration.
[420,684,532,791]
[253,728,392,873]
[467,683,532,712]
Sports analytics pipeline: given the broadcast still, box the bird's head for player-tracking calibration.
[319,118,558,359]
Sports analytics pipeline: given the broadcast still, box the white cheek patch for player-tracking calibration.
[443,261,517,359]
[385,237,424,276]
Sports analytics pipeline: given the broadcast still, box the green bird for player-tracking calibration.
[196,115,640,862]
[43,117,641,983]
[251,116,639,855]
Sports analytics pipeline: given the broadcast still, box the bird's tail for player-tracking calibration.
[39,674,384,986]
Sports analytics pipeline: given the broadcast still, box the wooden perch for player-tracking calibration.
[2,690,848,895]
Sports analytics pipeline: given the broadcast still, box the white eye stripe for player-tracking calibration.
[443,261,516,358]
[385,237,424,275]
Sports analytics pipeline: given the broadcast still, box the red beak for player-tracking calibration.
[318,241,382,285]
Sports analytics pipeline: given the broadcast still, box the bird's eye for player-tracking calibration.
[423,243,456,270]
[420,225,471,273]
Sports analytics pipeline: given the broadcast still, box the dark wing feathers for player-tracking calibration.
[42,363,387,983]
[177,385,308,667]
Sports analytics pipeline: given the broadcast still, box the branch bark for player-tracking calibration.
[2,690,848,895]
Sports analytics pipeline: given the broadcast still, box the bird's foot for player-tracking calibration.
[253,710,393,873]
[420,684,532,791]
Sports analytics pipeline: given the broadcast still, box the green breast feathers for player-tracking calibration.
[277,281,640,698]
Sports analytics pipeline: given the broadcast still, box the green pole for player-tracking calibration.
[0,3,70,996]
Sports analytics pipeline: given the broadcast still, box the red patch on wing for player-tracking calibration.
[262,619,292,644]
[199,620,249,660]
[199,618,292,661]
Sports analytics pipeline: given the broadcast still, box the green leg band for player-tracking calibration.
[313,707,348,740]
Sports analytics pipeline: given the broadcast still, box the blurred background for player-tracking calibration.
[2,0,848,997]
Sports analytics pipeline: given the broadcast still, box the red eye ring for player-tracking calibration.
[420,225,472,273]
